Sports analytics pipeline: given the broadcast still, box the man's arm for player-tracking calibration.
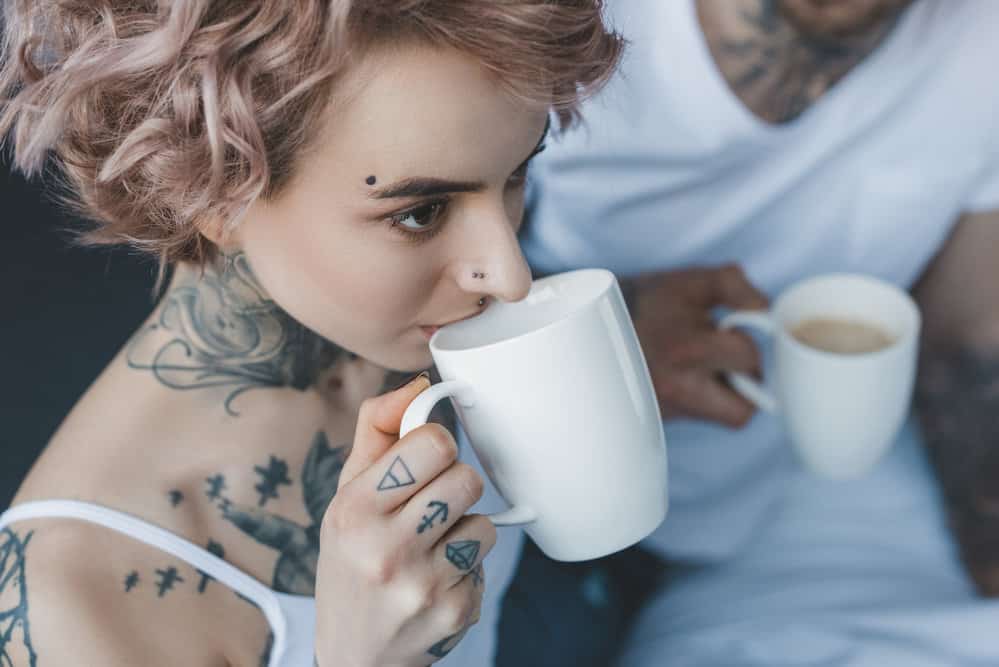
[913,210,999,595]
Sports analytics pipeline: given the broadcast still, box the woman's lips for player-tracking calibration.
[419,309,483,340]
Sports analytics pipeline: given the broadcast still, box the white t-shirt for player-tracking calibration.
[522,0,999,562]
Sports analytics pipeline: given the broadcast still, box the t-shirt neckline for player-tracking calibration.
[670,0,923,138]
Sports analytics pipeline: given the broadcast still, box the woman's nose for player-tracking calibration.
[453,215,533,303]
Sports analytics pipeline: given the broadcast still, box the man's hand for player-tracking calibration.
[623,265,769,428]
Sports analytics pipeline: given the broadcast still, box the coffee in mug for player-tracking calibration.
[790,317,897,355]
[718,273,920,479]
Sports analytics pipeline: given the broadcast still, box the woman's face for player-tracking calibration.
[232,44,548,371]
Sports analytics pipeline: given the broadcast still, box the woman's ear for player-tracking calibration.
[198,215,243,254]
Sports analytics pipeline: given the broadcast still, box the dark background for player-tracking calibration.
[1,155,156,506]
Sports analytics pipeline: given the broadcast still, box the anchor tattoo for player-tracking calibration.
[417,501,449,534]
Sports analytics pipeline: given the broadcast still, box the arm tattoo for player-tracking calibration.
[0,528,38,667]
[916,345,999,594]
[126,252,345,416]
[221,431,348,595]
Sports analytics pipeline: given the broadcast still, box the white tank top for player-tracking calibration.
[0,500,316,667]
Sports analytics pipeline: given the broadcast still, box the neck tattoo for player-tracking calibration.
[126,252,346,415]
[699,0,905,124]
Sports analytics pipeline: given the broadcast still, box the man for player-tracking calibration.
[499,1,999,664]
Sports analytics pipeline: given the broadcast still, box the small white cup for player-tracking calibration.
[719,273,921,479]
[401,269,669,562]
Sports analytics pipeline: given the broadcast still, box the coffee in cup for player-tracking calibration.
[718,273,920,479]
[790,317,897,355]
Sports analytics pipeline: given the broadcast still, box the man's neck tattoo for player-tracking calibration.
[699,0,904,124]
[126,253,345,415]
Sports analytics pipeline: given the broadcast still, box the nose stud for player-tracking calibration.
[478,297,487,307]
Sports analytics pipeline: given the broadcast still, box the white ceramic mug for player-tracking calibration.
[719,273,921,479]
[400,269,668,562]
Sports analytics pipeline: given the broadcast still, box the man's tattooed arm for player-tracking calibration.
[916,346,999,594]
[913,214,999,595]
[126,252,346,415]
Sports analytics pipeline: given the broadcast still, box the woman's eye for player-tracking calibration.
[390,201,445,231]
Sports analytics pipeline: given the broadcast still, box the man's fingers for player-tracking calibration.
[338,372,432,491]
[657,328,761,375]
[657,371,757,428]
[713,264,769,310]
[700,329,763,375]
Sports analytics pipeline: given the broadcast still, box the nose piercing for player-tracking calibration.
[472,271,486,280]
[478,297,487,307]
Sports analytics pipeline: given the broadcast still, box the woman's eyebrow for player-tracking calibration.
[371,178,485,200]
[369,116,552,200]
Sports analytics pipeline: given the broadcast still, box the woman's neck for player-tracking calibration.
[126,253,410,416]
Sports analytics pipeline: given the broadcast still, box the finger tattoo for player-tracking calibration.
[417,501,449,533]
[445,540,480,571]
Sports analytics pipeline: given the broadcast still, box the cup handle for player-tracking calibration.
[717,311,780,414]
[400,380,538,527]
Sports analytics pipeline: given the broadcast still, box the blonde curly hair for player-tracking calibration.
[0,1,623,266]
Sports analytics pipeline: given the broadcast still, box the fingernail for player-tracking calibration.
[391,371,430,392]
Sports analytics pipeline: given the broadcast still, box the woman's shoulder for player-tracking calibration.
[0,515,273,666]
[0,518,216,666]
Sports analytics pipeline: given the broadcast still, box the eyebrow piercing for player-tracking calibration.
[365,175,377,186]
[472,271,486,279]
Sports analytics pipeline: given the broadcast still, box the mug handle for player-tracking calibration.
[400,380,538,527]
[717,311,780,414]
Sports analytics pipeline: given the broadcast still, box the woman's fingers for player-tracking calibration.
[399,571,484,665]
[347,422,461,515]
[394,461,485,541]
[428,513,496,589]
[337,372,431,492]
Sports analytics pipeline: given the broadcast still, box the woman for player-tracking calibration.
[0,2,622,665]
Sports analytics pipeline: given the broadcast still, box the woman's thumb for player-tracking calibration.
[337,371,431,490]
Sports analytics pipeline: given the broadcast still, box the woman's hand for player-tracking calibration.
[315,373,495,666]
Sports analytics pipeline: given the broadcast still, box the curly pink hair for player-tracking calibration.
[0,1,623,266]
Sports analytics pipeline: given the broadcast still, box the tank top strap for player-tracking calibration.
[0,499,289,665]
